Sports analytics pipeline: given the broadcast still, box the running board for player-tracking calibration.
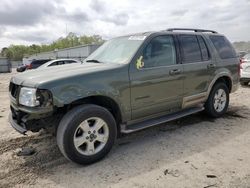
[121,107,204,134]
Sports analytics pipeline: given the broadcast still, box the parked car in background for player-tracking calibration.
[16,64,27,72]
[38,59,81,69]
[9,28,239,165]
[240,53,250,86]
[238,51,248,58]
[16,59,51,72]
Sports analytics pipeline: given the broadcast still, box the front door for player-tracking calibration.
[129,35,184,120]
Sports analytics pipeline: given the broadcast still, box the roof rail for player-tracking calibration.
[167,28,218,33]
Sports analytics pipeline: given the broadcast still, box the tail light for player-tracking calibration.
[26,64,32,69]
[239,57,247,76]
[240,58,246,69]
[238,58,243,76]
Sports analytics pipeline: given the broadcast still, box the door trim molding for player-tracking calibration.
[182,92,207,108]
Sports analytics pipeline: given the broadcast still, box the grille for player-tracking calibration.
[9,82,19,99]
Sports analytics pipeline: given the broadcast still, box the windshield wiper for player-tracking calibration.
[86,59,102,63]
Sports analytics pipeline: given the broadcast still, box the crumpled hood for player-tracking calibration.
[11,63,119,88]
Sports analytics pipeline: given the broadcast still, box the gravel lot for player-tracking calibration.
[0,70,250,188]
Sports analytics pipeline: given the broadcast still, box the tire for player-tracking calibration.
[57,104,117,165]
[205,82,229,118]
[240,81,249,86]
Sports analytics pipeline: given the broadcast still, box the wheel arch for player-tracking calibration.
[207,73,233,99]
[66,95,123,132]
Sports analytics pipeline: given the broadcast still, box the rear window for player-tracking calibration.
[209,36,237,59]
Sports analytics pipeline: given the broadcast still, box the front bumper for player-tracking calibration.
[9,99,55,134]
[9,113,27,134]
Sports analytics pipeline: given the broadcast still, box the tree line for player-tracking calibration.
[1,33,250,61]
[233,41,250,53]
[0,32,105,61]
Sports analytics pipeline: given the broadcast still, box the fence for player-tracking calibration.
[0,57,11,73]
[24,44,101,64]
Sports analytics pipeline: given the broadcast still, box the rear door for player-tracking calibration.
[178,34,215,107]
[129,35,184,119]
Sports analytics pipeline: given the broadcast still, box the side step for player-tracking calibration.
[121,107,204,134]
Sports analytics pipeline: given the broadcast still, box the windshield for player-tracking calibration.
[85,36,146,64]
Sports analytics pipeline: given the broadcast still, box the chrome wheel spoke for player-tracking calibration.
[79,121,90,132]
[94,118,105,131]
[214,101,219,109]
[74,136,87,147]
[86,141,95,154]
[96,133,108,143]
[221,96,226,102]
[218,89,223,97]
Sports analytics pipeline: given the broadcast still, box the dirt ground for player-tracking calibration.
[0,70,250,188]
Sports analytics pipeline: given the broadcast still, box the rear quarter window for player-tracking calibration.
[209,36,237,59]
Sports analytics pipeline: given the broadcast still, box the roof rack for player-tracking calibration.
[167,28,217,33]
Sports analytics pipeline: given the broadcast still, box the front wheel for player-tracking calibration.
[205,82,229,118]
[57,104,117,165]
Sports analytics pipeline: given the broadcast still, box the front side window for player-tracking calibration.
[142,35,176,68]
[209,35,237,59]
[57,61,64,65]
[179,35,202,63]
[49,62,57,66]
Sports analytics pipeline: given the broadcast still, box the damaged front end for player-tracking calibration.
[9,82,59,134]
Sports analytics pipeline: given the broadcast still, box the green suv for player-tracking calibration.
[9,28,239,164]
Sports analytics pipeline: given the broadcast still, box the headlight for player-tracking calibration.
[19,87,40,107]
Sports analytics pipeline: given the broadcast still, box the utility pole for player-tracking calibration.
[66,23,68,36]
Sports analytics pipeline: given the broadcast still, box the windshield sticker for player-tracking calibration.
[128,36,147,41]
[136,56,144,69]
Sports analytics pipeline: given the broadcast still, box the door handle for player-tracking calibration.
[169,69,181,75]
[207,63,216,69]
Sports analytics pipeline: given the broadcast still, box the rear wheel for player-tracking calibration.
[205,82,229,118]
[57,104,117,165]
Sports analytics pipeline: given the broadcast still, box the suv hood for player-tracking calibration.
[11,63,120,87]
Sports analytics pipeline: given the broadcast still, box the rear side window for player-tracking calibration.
[209,36,237,59]
[57,61,65,65]
[65,60,77,64]
[179,35,202,63]
[197,36,209,61]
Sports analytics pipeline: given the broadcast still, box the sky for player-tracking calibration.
[0,0,250,48]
